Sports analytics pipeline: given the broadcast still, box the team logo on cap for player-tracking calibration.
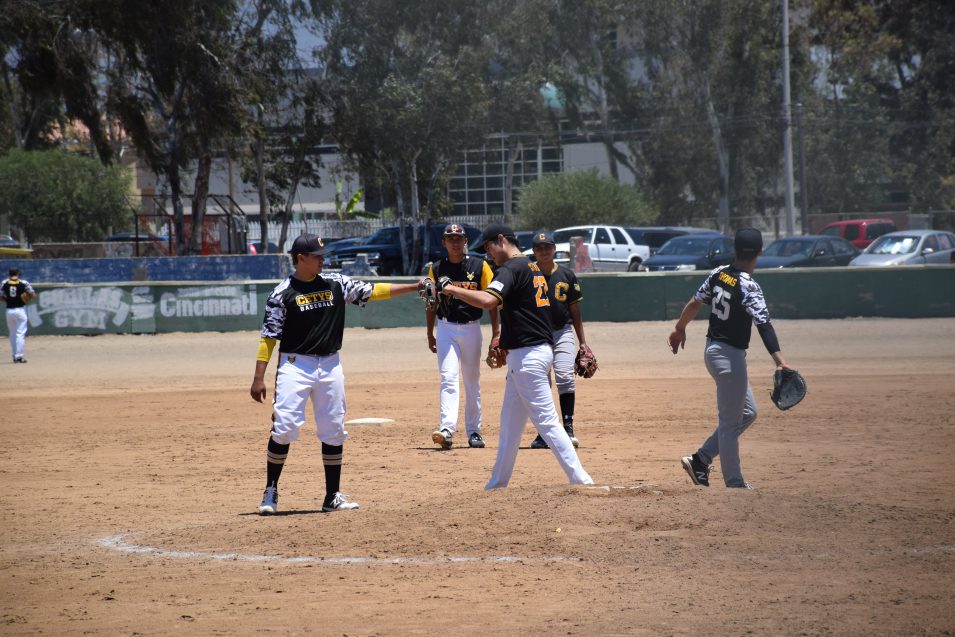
[538,234,546,241]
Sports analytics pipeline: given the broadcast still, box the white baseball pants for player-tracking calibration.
[436,318,483,436]
[6,307,28,361]
[271,352,348,446]
[485,343,593,489]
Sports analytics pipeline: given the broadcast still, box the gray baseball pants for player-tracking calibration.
[697,339,757,487]
[551,324,577,395]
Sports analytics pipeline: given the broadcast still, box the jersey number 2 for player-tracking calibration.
[713,287,731,320]
[533,275,550,307]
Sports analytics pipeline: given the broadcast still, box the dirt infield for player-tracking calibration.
[2,318,954,635]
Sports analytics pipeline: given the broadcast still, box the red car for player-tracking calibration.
[820,219,897,250]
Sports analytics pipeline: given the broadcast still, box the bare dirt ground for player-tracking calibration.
[1,318,954,636]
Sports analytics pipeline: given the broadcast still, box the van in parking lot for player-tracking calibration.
[820,219,897,250]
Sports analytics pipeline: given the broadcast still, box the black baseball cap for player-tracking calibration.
[532,230,556,246]
[476,223,517,252]
[289,233,326,255]
[734,228,763,257]
[443,223,466,237]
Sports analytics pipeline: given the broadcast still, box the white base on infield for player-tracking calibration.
[344,417,396,427]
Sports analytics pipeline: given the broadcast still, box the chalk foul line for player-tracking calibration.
[95,533,571,565]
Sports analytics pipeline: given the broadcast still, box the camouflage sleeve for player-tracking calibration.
[260,280,289,339]
[693,269,717,305]
[338,273,375,306]
[741,276,771,325]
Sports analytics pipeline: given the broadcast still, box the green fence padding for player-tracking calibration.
[4,267,952,337]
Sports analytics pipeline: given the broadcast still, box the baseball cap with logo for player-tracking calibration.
[734,228,763,258]
[532,230,556,246]
[443,223,466,237]
[289,233,326,255]
[476,223,517,252]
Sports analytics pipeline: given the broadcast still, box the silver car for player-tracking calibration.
[849,229,955,267]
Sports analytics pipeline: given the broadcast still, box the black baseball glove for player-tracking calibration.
[770,368,807,411]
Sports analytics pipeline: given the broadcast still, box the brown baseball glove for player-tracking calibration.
[574,344,598,378]
[485,346,508,369]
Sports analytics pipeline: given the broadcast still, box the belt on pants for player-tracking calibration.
[438,317,479,325]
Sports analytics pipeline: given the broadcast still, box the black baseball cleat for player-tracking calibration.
[13,357,26,363]
[530,434,549,449]
[468,432,485,448]
[564,424,579,448]
[432,428,453,449]
[322,492,359,512]
[681,454,710,487]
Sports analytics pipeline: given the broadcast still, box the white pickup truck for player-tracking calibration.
[531,225,707,272]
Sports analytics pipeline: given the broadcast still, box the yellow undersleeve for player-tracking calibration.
[257,337,277,362]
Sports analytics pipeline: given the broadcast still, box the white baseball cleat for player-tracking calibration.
[322,492,359,512]
[258,486,278,515]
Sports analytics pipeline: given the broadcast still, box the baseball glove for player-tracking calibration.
[485,346,508,369]
[574,344,598,378]
[770,368,807,411]
[418,277,439,311]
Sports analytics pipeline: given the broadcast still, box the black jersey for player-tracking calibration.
[1,278,34,309]
[427,256,494,323]
[693,265,771,350]
[261,273,373,356]
[486,255,554,350]
[542,264,582,328]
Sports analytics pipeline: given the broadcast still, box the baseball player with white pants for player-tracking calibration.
[441,223,593,489]
[426,223,500,450]
[2,269,35,363]
[528,230,587,449]
[250,233,425,514]
[668,228,793,489]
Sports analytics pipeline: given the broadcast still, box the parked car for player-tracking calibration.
[521,224,673,272]
[0,234,20,248]
[641,233,734,271]
[106,232,169,243]
[321,236,366,253]
[757,235,860,268]
[849,229,955,267]
[624,226,715,258]
[820,218,897,250]
[325,223,482,275]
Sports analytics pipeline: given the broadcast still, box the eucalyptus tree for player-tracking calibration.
[316,0,493,274]
[808,0,955,218]
[637,0,802,230]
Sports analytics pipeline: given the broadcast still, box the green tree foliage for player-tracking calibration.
[808,0,955,215]
[515,169,657,230]
[0,149,129,242]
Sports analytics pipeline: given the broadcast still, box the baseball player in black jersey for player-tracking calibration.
[250,234,425,514]
[441,223,592,489]
[668,228,793,489]
[2,269,36,363]
[426,223,500,450]
[528,230,586,450]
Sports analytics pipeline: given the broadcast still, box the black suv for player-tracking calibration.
[325,223,482,275]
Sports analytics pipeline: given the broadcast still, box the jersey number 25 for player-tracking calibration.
[713,287,731,320]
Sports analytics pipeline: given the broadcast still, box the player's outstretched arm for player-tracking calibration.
[443,285,498,310]
[668,298,703,354]
[369,279,429,301]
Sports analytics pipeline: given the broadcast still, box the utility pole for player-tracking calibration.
[781,0,796,235]
[795,103,809,234]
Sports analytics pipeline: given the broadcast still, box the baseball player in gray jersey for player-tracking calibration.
[251,234,425,514]
[2,269,36,363]
[667,228,793,489]
[528,230,586,450]
[441,223,592,489]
